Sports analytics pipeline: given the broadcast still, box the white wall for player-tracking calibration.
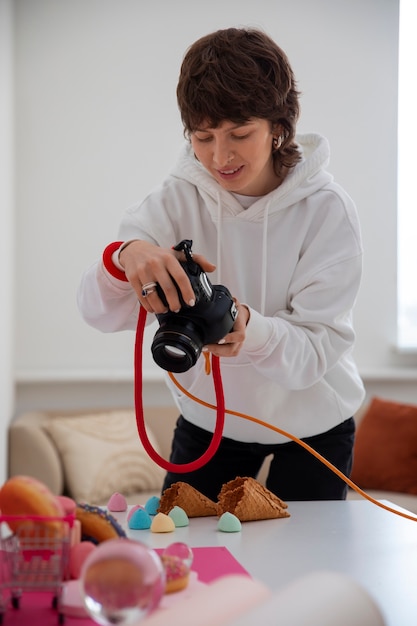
[9,0,417,420]
[0,0,15,484]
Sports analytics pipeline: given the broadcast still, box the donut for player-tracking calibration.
[160,554,190,594]
[75,504,126,544]
[0,475,65,534]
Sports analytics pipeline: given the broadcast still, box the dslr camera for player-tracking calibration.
[151,239,238,373]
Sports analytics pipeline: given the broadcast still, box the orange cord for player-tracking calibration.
[168,361,417,523]
[203,351,211,375]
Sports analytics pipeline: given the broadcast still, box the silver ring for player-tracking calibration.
[141,281,157,297]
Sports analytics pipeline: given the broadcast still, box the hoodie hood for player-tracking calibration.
[170,132,334,223]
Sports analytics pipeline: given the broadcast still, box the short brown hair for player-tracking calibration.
[177,28,301,170]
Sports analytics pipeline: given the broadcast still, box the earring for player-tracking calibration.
[273,136,283,150]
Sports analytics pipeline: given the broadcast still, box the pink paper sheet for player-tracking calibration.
[156,546,251,583]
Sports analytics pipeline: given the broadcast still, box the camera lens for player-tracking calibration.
[151,321,203,373]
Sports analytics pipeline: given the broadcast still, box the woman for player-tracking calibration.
[78,27,365,502]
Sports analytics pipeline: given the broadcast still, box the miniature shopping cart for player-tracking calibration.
[0,514,74,624]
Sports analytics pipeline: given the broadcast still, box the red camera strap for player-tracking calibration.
[134,305,225,472]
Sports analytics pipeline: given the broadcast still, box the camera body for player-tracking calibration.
[151,240,238,373]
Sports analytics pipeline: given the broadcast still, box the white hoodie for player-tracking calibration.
[78,133,365,444]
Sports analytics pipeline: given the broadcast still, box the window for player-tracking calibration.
[397,0,417,349]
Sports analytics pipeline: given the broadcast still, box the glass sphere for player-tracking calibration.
[80,538,165,625]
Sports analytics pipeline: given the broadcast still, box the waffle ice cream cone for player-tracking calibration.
[158,482,218,517]
[217,477,290,522]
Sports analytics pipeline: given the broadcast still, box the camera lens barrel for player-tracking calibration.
[151,320,203,373]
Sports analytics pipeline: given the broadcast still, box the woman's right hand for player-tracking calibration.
[118,240,216,314]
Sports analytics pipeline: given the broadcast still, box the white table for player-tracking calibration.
[112,499,417,626]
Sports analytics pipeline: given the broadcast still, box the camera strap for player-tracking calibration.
[134,305,226,472]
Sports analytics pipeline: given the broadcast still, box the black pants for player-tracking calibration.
[162,416,356,502]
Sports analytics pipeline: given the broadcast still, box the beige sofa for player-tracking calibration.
[7,403,417,514]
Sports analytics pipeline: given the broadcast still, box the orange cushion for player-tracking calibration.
[351,397,417,495]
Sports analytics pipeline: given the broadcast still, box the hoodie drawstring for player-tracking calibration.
[260,199,271,316]
[216,192,223,281]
